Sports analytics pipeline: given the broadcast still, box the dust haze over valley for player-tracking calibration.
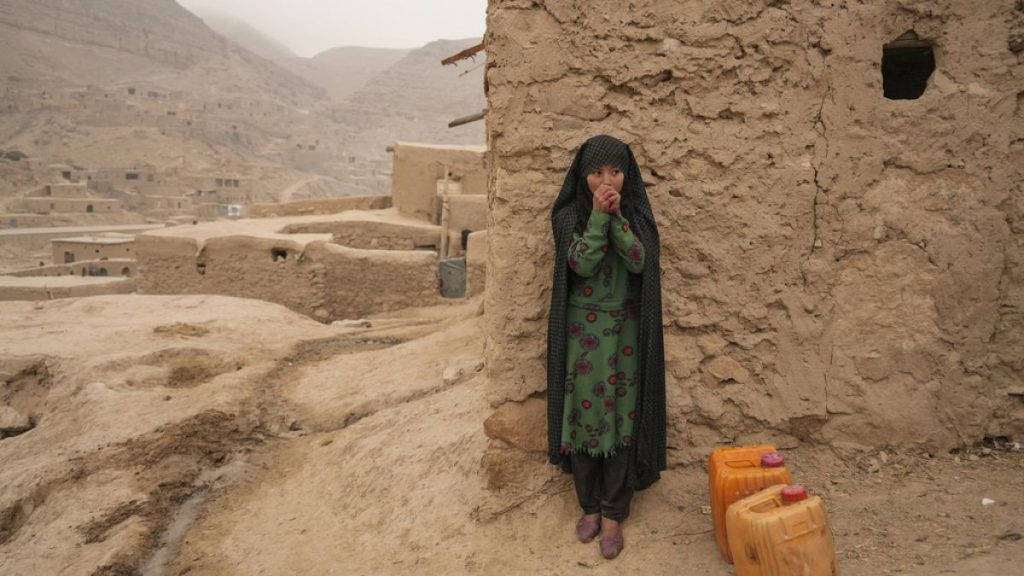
[2,1,1023,576]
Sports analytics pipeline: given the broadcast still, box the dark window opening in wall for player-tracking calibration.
[86,204,94,213]
[44,185,52,196]
[121,267,131,276]
[882,31,935,100]
[97,268,108,277]
[272,248,288,262]
[126,171,139,180]
[197,262,206,275]
[64,251,75,264]
[461,229,472,251]
[61,171,71,180]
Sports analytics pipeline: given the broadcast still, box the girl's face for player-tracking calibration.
[586,165,624,194]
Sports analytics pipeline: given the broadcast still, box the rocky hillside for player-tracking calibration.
[0,0,319,100]
[327,38,487,163]
[184,7,413,103]
[186,8,297,62]
[0,0,485,209]
[0,0,335,203]
[289,47,413,103]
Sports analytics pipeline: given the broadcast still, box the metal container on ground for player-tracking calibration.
[439,256,466,298]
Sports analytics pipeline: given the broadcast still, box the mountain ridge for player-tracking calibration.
[0,0,485,221]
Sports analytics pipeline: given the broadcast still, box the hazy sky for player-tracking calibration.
[177,0,487,56]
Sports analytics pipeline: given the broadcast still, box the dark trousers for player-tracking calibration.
[571,450,634,522]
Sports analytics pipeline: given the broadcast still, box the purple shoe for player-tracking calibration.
[600,531,624,559]
[575,515,601,543]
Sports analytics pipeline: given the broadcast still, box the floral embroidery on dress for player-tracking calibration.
[569,322,584,337]
[561,210,643,457]
[629,244,642,263]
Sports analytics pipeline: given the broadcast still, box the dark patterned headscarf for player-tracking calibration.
[571,134,633,232]
[547,134,666,491]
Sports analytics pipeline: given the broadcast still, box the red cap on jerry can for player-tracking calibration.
[760,452,785,468]
[782,485,808,503]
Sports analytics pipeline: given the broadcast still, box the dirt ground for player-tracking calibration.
[0,294,1020,575]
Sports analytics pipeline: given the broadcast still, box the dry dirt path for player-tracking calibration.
[166,305,1022,576]
[1,295,1020,575]
[278,175,324,204]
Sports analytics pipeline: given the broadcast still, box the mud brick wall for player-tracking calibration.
[482,0,1023,483]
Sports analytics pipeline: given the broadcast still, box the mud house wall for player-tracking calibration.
[45,183,89,198]
[134,234,443,321]
[282,220,441,251]
[483,0,1024,476]
[22,198,120,214]
[391,143,489,222]
[130,183,190,197]
[314,243,443,318]
[0,226,156,257]
[0,277,134,301]
[51,240,134,264]
[134,235,327,318]
[9,259,136,278]
[248,196,393,218]
[466,230,487,297]
[447,194,488,233]
[0,214,53,229]
[137,195,192,211]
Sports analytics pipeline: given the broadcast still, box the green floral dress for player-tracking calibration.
[561,209,646,457]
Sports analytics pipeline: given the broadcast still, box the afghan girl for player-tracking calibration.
[547,134,666,560]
